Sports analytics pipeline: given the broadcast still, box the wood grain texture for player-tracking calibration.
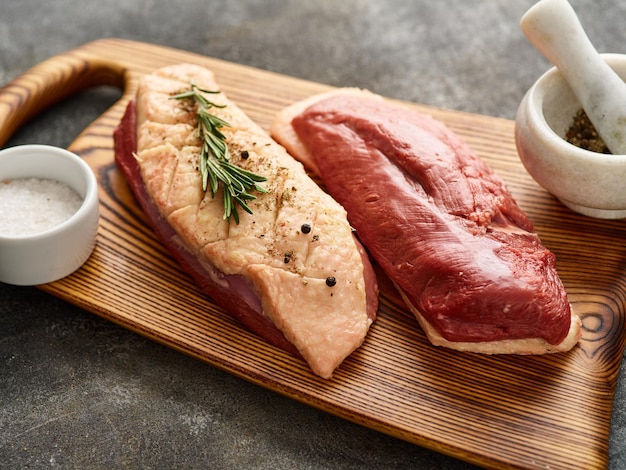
[1,39,624,470]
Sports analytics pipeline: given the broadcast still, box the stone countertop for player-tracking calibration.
[1,1,625,468]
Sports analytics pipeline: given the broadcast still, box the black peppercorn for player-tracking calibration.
[326,277,336,287]
[241,150,250,159]
[301,223,311,234]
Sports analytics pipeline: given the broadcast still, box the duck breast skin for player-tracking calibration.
[271,89,580,354]
[114,65,378,378]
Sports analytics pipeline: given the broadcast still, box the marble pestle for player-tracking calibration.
[521,0,626,155]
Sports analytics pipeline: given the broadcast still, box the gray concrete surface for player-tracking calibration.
[1,1,625,468]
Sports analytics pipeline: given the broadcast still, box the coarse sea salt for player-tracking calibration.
[0,177,83,236]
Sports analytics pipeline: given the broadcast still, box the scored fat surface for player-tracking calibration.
[133,64,375,378]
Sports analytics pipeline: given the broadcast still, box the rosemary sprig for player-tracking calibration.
[170,83,267,224]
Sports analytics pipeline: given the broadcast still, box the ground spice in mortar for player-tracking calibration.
[565,108,611,154]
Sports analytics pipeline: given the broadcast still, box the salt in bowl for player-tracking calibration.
[0,144,99,285]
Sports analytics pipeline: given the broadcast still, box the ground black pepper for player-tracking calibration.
[300,223,311,234]
[565,108,611,154]
[325,277,336,287]
[241,150,250,159]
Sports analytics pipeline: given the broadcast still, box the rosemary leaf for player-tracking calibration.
[170,83,267,223]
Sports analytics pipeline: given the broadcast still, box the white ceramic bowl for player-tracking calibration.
[0,145,99,285]
[515,53,626,219]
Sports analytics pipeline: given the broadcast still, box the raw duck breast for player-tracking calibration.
[271,89,581,354]
[114,65,378,379]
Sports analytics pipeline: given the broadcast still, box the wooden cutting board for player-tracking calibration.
[1,38,624,470]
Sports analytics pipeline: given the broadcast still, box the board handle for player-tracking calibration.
[0,51,127,147]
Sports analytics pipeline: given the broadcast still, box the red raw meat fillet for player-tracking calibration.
[273,90,580,354]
